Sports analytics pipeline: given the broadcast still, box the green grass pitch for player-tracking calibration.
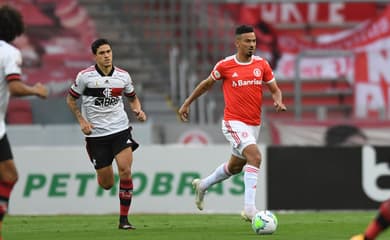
[4,211,390,240]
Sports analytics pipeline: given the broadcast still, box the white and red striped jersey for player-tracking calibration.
[69,65,135,137]
[0,40,22,138]
[210,54,275,126]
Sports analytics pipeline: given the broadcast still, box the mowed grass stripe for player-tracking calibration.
[4,212,390,240]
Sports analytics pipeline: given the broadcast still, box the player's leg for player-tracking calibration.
[192,156,239,210]
[96,166,115,189]
[115,147,135,230]
[359,199,390,240]
[200,154,247,190]
[191,119,239,210]
[0,135,18,240]
[350,199,390,240]
[241,144,261,221]
[224,121,261,221]
[86,137,115,189]
[113,128,138,230]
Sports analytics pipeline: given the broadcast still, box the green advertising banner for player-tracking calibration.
[10,145,267,215]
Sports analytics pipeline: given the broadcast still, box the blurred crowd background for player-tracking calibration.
[2,0,390,146]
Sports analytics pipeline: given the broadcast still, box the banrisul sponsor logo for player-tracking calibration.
[23,172,244,197]
[232,79,262,87]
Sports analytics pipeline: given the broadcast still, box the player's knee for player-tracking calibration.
[256,154,262,163]
[1,172,18,184]
[248,153,261,168]
[8,171,18,183]
[11,174,18,184]
[243,146,262,166]
[98,178,114,190]
[118,167,131,179]
[100,182,114,190]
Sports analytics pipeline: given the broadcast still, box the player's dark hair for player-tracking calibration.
[325,124,367,146]
[235,25,254,36]
[91,38,111,54]
[0,5,24,43]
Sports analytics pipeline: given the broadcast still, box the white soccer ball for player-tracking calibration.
[251,210,278,235]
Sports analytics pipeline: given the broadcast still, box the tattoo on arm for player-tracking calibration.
[66,95,82,120]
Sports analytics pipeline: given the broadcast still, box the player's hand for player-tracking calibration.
[178,104,189,122]
[134,110,147,122]
[80,119,94,135]
[33,83,49,99]
[274,101,287,112]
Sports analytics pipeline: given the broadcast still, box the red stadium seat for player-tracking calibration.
[6,99,33,124]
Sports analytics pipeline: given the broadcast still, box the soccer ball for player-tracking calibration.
[251,210,278,235]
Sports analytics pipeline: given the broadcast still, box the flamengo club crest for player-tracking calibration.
[103,88,112,97]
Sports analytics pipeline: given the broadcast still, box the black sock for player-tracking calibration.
[120,215,128,223]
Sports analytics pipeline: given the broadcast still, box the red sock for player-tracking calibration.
[119,178,133,221]
[365,200,390,239]
[0,181,16,221]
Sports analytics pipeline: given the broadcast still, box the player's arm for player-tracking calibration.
[266,80,287,112]
[127,95,146,122]
[178,75,215,122]
[66,94,93,135]
[8,80,48,98]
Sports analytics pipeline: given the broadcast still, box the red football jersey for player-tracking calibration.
[210,55,275,125]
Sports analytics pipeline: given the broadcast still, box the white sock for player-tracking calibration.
[244,165,259,211]
[200,163,232,191]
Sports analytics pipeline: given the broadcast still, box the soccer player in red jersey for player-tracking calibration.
[66,38,146,230]
[351,199,390,240]
[178,25,286,220]
[0,5,48,240]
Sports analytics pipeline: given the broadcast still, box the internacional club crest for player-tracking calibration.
[253,68,261,77]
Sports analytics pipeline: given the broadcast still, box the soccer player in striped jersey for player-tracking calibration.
[66,38,146,230]
[351,199,390,240]
[178,25,286,221]
[0,5,48,240]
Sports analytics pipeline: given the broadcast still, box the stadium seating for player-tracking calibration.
[263,77,353,119]
[4,1,384,125]
[209,77,353,121]
[6,99,33,124]
[4,0,96,124]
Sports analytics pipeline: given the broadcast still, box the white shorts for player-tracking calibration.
[222,120,261,159]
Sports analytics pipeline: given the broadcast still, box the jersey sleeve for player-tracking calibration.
[123,72,135,97]
[4,49,22,82]
[210,60,224,81]
[263,60,275,84]
[68,72,86,98]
